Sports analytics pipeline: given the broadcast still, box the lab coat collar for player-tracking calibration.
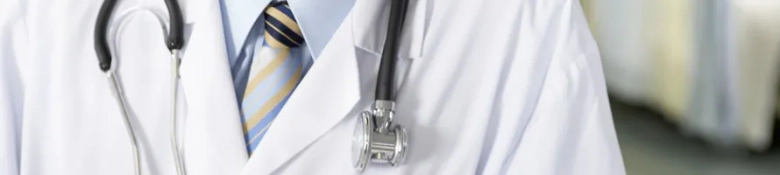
[351,0,427,59]
[221,0,356,59]
[239,8,362,174]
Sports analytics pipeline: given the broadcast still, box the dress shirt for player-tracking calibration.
[218,0,355,99]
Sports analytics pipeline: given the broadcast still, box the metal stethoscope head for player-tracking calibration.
[351,0,410,172]
[93,0,185,175]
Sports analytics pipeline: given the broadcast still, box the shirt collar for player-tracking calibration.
[221,0,355,59]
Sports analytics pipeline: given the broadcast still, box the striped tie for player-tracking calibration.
[241,1,304,155]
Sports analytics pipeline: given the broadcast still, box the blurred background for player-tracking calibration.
[579,0,780,174]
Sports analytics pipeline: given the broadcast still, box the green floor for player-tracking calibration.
[611,100,780,175]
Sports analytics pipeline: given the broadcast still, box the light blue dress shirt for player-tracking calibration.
[227,12,312,102]
[219,0,354,101]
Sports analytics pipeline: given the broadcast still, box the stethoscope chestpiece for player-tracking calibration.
[352,100,408,172]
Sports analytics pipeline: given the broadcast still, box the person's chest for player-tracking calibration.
[238,0,541,173]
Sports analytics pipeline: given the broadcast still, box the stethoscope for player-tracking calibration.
[351,0,410,172]
[93,0,408,173]
[93,0,185,175]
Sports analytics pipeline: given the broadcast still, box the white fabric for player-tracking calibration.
[0,1,26,174]
[732,0,780,151]
[0,0,625,174]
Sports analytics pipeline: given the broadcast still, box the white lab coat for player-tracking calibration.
[0,0,625,174]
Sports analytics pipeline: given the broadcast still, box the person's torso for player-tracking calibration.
[14,0,546,174]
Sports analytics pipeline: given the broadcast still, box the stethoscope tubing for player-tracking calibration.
[375,0,409,101]
[107,72,141,175]
[95,0,408,172]
[94,0,186,175]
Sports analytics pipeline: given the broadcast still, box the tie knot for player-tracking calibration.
[263,2,303,48]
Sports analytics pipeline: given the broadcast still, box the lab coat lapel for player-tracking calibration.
[239,0,428,172]
[240,11,362,175]
[178,0,247,174]
[352,0,426,60]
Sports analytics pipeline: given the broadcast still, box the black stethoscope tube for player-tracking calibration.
[93,1,186,174]
[375,0,409,101]
[94,0,185,72]
[94,0,118,72]
[163,0,184,50]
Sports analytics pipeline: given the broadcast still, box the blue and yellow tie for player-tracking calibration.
[241,2,304,155]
